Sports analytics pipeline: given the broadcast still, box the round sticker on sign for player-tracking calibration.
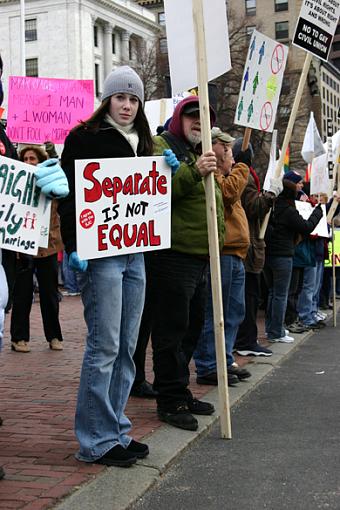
[79,209,95,229]
[260,102,273,131]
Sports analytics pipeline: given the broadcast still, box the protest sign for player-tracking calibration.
[164,0,231,95]
[263,129,285,191]
[293,0,340,61]
[145,92,190,135]
[75,156,171,259]
[310,152,329,195]
[0,155,51,255]
[325,228,340,267]
[234,30,288,133]
[295,201,328,237]
[6,77,94,144]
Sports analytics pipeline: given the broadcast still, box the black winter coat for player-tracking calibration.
[265,191,323,258]
[58,122,146,254]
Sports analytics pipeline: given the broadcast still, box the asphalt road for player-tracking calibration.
[132,324,340,510]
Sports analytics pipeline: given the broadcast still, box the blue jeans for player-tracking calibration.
[75,254,145,461]
[0,262,8,349]
[263,256,293,340]
[313,261,324,316]
[62,251,80,293]
[194,255,245,375]
[297,265,317,325]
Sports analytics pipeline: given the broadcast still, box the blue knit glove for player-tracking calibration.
[163,149,180,175]
[35,159,69,198]
[69,252,88,272]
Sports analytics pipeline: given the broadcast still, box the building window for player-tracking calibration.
[158,12,166,26]
[159,37,168,54]
[25,58,38,77]
[94,25,98,47]
[112,33,116,54]
[274,0,288,12]
[245,0,256,15]
[25,19,37,42]
[95,63,100,97]
[246,25,256,38]
[275,21,288,40]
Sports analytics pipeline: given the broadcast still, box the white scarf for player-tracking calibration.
[104,114,139,155]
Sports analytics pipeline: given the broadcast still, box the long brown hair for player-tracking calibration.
[73,97,154,156]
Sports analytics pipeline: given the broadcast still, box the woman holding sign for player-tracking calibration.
[59,66,159,467]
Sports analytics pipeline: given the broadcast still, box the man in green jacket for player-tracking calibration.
[137,96,224,431]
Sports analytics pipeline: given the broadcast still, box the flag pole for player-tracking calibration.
[192,0,231,439]
[20,0,26,75]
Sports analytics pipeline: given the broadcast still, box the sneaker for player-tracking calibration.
[94,444,137,467]
[287,321,309,334]
[130,380,158,399]
[306,321,326,330]
[49,339,64,351]
[61,290,80,296]
[196,371,239,387]
[236,344,273,357]
[187,397,215,416]
[315,312,326,322]
[11,340,30,353]
[265,329,289,337]
[228,362,252,380]
[268,335,294,343]
[126,440,149,459]
[157,404,198,431]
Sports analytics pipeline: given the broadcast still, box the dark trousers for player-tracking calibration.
[285,267,304,326]
[133,256,153,387]
[10,254,63,343]
[235,272,260,350]
[146,250,208,410]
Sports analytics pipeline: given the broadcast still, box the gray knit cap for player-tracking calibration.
[101,66,144,104]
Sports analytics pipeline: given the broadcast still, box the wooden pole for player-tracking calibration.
[259,52,313,239]
[242,127,252,151]
[193,0,231,439]
[159,98,167,127]
[332,218,337,327]
[326,142,340,224]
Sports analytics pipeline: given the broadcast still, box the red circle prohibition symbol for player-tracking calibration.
[271,44,284,74]
[79,208,95,229]
[260,102,273,131]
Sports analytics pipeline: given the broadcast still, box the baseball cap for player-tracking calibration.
[211,127,235,144]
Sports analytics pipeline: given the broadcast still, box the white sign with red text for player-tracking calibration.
[75,156,171,259]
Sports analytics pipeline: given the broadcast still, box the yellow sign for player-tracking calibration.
[324,229,340,267]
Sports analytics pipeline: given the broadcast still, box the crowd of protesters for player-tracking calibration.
[1,64,340,475]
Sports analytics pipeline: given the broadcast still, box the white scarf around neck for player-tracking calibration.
[104,114,139,155]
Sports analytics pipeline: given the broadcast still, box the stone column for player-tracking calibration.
[121,30,131,64]
[103,23,113,76]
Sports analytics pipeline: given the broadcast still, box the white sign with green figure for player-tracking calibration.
[234,30,288,133]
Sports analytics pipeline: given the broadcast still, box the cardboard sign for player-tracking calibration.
[75,156,171,259]
[295,201,328,237]
[234,31,288,132]
[164,0,231,96]
[0,155,51,255]
[292,0,340,61]
[6,76,94,144]
[325,228,340,267]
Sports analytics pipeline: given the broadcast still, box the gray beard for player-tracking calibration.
[187,132,201,146]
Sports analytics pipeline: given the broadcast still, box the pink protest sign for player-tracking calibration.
[6,76,94,144]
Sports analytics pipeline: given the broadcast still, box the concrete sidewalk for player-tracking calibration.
[0,294,335,510]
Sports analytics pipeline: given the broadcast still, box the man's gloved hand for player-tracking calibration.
[35,159,69,198]
[268,177,283,197]
[163,149,180,174]
[234,148,252,167]
[69,252,88,272]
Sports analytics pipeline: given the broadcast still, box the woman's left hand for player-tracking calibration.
[35,159,69,198]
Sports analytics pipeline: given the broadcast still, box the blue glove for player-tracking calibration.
[35,159,69,198]
[69,251,88,272]
[163,149,180,175]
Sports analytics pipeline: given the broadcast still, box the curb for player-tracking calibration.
[53,317,334,510]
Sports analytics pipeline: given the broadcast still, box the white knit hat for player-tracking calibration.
[101,66,144,104]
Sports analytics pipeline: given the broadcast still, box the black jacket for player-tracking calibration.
[58,122,146,254]
[265,189,323,258]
